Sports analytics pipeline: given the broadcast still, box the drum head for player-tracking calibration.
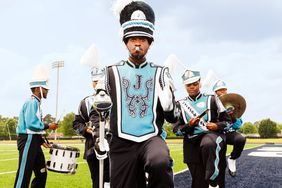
[52,144,80,152]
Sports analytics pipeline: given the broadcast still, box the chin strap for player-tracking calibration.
[38,87,43,121]
[39,87,44,99]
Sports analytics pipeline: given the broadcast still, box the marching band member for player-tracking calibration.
[14,64,58,188]
[213,80,246,177]
[173,70,231,188]
[72,67,110,188]
[102,1,178,187]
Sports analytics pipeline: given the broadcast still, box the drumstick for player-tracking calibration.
[51,111,64,141]
[44,136,50,144]
[197,109,209,119]
[56,111,65,124]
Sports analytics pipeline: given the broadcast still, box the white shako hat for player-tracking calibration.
[213,80,227,92]
[182,69,201,85]
[29,64,49,89]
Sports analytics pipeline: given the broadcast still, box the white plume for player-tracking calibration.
[163,54,182,74]
[31,64,49,82]
[202,69,219,88]
[112,0,145,19]
[80,43,101,68]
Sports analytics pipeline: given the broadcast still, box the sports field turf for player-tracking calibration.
[0,139,260,188]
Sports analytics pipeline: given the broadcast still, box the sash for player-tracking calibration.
[179,100,208,131]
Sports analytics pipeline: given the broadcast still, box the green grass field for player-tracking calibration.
[0,139,262,188]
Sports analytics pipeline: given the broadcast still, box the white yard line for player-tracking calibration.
[0,158,18,162]
[0,153,17,156]
[0,171,17,175]
[0,162,87,175]
[77,161,87,164]
[169,149,183,152]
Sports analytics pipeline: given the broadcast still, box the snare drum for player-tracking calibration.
[46,144,80,174]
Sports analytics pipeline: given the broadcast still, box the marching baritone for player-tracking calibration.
[14,64,58,188]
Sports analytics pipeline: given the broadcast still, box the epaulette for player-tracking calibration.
[149,62,163,68]
[83,94,94,101]
[177,97,187,103]
[107,60,125,68]
[202,93,214,97]
[78,99,87,121]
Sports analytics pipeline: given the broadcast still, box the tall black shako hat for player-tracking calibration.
[114,0,155,43]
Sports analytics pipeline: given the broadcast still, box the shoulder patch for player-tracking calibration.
[203,93,214,97]
[108,60,126,68]
[149,62,162,68]
[83,94,93,101]
[178,97,187,103]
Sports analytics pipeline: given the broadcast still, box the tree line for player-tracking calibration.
[0,113,77,140]
[0,114,281,140]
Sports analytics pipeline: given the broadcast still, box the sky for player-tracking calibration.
[0,0,282,123]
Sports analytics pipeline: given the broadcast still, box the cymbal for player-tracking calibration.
[219,93,246,118]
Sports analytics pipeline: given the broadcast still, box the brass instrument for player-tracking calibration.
[219,93,246,118]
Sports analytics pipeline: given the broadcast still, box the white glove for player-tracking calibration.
[159,68,175,112]
[94,138,109,160]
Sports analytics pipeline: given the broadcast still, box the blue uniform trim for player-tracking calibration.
[122,20,155,31]
[160,128,167,140]
[210,136,223,180]
[16,134,32,188]
[232,118,243,130]
[29,81,47,87]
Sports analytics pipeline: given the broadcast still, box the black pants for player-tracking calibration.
[87,155,110,188]
[110,136,174,188]
[14,134,47,188]
[186,133,226,188]
[226,131,246,159]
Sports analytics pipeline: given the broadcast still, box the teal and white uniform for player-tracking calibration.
[106,60,178,188]
[173,93,231,188]
[14,95,48,188]
[17,95,47,134]
[105,60,177,142]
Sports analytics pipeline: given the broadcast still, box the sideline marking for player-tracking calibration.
[257,147,282,152]
[174,168,188,175]
[248,146,282,157]
[248,152,282,157]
